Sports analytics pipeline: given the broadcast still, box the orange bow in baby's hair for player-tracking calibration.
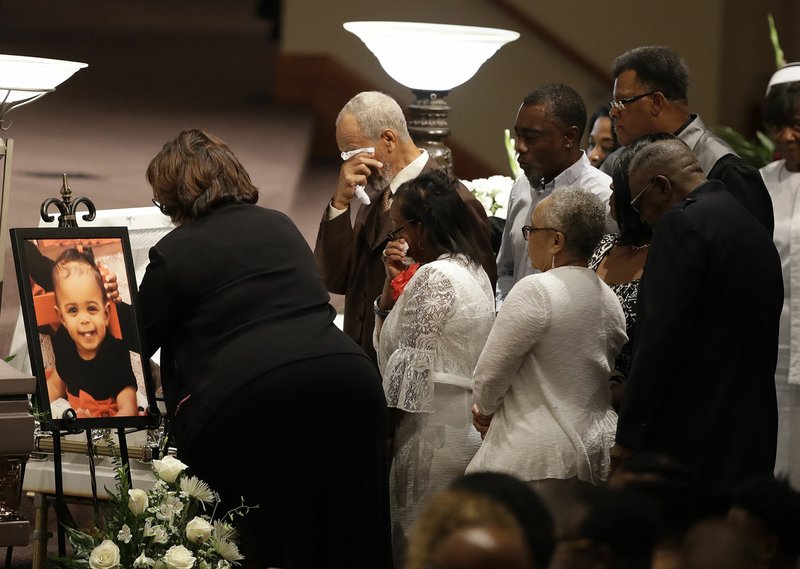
[68,389,119,418]
[390,263,420,301]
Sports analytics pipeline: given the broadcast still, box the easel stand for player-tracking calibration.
[49,425,133,555]
[38,175,143,556]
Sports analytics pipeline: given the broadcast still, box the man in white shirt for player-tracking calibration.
[496,84,614,306]
[314,91,495,362]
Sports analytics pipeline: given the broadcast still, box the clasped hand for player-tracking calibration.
[471,403,493,440]
[382,238,409,281]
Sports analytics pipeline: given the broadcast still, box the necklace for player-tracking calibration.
[630,243,650,251]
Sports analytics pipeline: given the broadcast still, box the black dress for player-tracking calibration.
[139,202,392,569]
[588,233,641,385]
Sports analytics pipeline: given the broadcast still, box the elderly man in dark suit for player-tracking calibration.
[613,134,782,513]
[315,91,496,363]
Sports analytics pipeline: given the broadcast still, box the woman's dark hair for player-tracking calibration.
[146,129,259,225]
[610,144,653,247]
[764,81,800,129]
[394,170,488,264]
[451,472,555,569]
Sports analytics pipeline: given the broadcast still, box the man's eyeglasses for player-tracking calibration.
[630,177,659,213]
[152,198,168,214]
[521,225,564,241]
[609,91,657,111]
[387,219,418,241]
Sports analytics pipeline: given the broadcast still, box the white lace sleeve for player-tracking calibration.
[383,266,457,413]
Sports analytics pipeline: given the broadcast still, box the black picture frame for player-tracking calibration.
[11,226,159,431]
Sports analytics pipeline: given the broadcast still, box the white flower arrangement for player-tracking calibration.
[52,442,254,569]
[463,175,515,220]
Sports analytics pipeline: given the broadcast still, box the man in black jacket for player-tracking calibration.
[613,134,781,513]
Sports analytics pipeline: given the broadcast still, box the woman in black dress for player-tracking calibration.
[139,129,392,569]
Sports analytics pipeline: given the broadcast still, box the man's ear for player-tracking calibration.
[381,128,397,153]
[649,91,668,116]
[564,125,580,148]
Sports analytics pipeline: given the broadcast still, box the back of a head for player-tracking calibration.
[451,472,555,569]
[337,90,411,141]
[579,486,661,569]
[612,46,689,102]
[682,519,761,569]
[627,132,700,184]
[430,526,533,569]
[406,488,531,569]
[395,170,486,264]
[540,186,606,260]
[731,475,800,566]
[609,453,697,542]
[147,128,258,225]
[523,83,588,138]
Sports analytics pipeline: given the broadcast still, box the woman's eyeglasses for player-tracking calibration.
[152,198,168,214]
[521,225,564,241]
[387,219,418,241]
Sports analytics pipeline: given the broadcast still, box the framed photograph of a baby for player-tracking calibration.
[11,226,159,430]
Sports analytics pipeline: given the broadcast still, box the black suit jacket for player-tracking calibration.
[616,180,782,495]
[139,203,365,446]
[314,156,496,363]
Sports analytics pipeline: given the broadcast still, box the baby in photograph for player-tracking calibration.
[46,247,138,418]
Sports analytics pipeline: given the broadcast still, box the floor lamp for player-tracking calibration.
[0,53,86,553]
[343,21,519,174]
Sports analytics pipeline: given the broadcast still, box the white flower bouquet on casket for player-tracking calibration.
[51,443,254,569]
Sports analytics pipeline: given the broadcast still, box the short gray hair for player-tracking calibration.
[541,186,606,259]
[336,91,412,142]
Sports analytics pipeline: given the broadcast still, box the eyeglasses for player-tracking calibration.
[609,91,657,111]
[152,198,168,214]
[630,177,658,213]
[387,219,418,241]
[521,225,564,241]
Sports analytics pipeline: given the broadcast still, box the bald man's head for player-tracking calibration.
[627,133,706,226]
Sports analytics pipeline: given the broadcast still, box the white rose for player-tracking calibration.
[152,456,189,483]
[128,489,149,515]
[163,544,196,569]
[185,516,213,543]
[89,539,120,569]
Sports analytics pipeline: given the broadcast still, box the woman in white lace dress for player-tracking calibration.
[374,170,495,562]
[468,186,627,486]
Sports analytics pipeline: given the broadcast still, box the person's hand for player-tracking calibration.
[382,238,409,281]
[332,151,383,210]
[75,407,92,419]
[95,260,121,304]
[471,403,493,440]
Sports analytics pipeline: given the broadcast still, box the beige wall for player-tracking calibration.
[281,0,789,174]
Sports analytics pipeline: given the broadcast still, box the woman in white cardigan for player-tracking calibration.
[467,186,627,485]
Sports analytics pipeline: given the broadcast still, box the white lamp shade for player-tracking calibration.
[0,54,87,104]
[343,21,519,92]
